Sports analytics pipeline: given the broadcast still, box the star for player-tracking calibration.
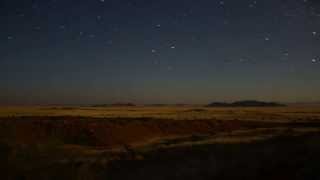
[223,20,229,25]
[288,65,296,73]
[151,49,157,53]
[112,27,119,32]
[239,58,248,63]
[34,26,41,30]
[249,1,257,8]
[153,60,159,65]
[311,58,317,63]
[32,3,38,9]
[170,46,176,49]
[312,31,317,36]
[59,25,66,30]
[264,37,270,41]
[283,52,289,56]
[191,36,198,41]
[182,13,189,17]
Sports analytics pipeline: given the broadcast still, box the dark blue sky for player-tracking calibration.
[1,0,320,105]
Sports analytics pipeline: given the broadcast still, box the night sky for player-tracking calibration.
[1,0,320,105]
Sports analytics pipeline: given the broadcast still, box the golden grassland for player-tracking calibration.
[1,105,320,179]
[1,104,320,121]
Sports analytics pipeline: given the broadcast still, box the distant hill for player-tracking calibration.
[206,102,231,107]
[92,103,136,107]
[206,100,286,107]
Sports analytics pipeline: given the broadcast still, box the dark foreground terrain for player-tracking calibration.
[1,106,320,179]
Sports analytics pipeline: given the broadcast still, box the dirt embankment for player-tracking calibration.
[1,116,320,180]
[105,133,320,180]
[3,132,320,180]
[1,116,319,148]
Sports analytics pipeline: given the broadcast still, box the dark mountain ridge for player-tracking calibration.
[207,100,286,107]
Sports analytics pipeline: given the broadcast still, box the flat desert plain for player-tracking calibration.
[1,105,320,179]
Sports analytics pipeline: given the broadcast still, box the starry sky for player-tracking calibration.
[1,0,320,105]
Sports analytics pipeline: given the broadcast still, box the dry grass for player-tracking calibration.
[1,105,320,179]
[1,105,320,122]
